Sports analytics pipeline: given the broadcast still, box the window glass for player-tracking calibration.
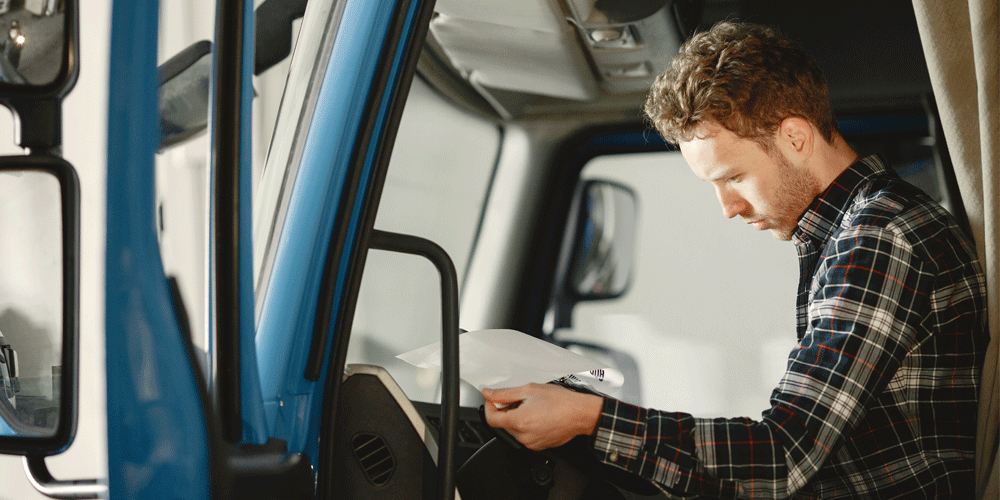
[0,171,63,436]
[346,78,500,403]
[557,151,798,418]
[154,1,217,374]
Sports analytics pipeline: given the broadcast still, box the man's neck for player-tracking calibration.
[810,133,859,192]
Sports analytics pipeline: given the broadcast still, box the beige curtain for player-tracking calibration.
[911,1,999,498]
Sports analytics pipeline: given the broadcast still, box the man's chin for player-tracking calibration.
[769,227,794,241]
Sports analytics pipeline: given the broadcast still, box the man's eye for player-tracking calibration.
[729,175,741,183]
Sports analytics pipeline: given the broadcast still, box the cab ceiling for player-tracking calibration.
[418,0,933,123]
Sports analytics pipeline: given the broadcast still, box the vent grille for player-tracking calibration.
[352,433,395,486]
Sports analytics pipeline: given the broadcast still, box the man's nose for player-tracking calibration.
[716,188,747,219]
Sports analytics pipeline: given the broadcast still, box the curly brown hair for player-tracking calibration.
[644,21,837,148]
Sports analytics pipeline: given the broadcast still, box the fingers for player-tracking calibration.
[481,384,535,430]
[483,401,513,428]
[482,385,530,405]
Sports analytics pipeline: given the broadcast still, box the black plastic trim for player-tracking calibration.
[8,99,63,153]
[213,0,248,445]
[0,1,79,152]
[159,40,212,84]
[254,0,309,75]
[174,264,315,500]
[369,229,460,500]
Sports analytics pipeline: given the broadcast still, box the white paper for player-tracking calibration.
[396,329,623,396]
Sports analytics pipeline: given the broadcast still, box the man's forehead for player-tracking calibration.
[678,123,741,180]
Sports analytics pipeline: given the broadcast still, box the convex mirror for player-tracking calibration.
[0,156,79,456]
[569,180,637,298]
[0,0,76,93]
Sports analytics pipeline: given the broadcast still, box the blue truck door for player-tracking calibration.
[105,0,436,497]
[105,0,213,498]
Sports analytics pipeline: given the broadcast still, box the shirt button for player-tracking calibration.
[609,448,619,463]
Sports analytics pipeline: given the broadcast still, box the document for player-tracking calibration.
[397,329,623,396]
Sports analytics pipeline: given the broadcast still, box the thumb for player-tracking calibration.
[482,385,528,405]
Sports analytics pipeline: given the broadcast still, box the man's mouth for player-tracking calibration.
[748,219,767,230]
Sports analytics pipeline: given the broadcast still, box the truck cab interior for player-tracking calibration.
[0,0,992,498]
[141,0,999,497]
[295,0,993,498]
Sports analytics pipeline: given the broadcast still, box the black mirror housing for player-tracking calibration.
[0,156,79,456]
[0,0,78,154]
[0,0,78,98]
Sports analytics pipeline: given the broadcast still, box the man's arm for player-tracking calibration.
[484,225,935,499]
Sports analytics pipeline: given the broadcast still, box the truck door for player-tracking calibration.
[104,0,439,498]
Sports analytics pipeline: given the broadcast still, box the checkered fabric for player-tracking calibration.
[593,156,987,499]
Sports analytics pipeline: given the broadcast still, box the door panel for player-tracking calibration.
[105,0,211,498]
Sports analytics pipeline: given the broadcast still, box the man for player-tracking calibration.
[483,22,987,498]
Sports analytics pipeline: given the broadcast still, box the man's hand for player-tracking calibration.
[482,383,603,451]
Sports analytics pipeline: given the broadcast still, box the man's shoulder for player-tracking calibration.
[834,173,972,263]
[842,173,947,231]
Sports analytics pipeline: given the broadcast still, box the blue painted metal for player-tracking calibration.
[254,0,420,466]
[105,0,211,498]
[303,0,425,467]
[0,418,13,436]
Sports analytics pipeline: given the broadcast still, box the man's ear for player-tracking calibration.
[777,116,813,160]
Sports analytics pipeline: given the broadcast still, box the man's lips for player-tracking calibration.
[747,219,766,230]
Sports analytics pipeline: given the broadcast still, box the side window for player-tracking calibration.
[557,151,798,418]
[154,3,216,369]
[155,1,292,373]
[346,78,500,403]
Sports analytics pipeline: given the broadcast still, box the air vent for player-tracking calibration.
[352,433,395,486]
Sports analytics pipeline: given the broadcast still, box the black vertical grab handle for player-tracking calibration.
[368,229,459,500]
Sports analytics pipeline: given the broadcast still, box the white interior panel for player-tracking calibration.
[433,0,566,33]
[430,16,598,100]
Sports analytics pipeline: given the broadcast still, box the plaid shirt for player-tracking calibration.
[593,155,987,499]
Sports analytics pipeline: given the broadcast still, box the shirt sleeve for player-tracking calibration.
[591,225,930,499]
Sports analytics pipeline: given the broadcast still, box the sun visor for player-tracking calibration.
[429,14,600,101]
[433,0,566,34]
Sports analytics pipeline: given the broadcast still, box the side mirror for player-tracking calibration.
[545,179,638,335]
[569,180,638,298]
[0,156,79,456]
[0,1,77,95]
[159,40,212,149]
[0,1,78,154]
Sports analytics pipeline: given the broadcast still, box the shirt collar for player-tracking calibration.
[793,155,889,246]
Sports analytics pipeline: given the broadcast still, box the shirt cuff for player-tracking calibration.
[592,398,723,497]
[593,398,647,469]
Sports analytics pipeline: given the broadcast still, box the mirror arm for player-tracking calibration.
[5,98,62,154]
[22,455,106,499]
[544,182,586,338]
[254,0,308,75]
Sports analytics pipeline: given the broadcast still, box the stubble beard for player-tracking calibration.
[767,152,822,241]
